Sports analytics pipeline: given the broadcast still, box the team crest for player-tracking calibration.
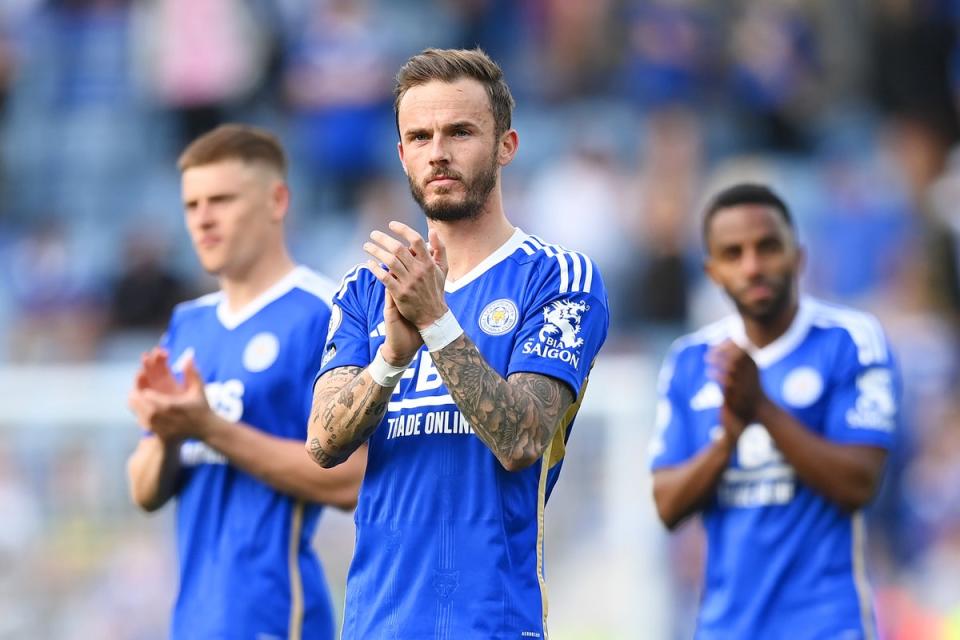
[432,569,460,599]
[479,298,519,336]
[243,332,279,372]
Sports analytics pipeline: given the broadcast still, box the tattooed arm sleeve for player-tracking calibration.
[430,333,575,472]
[306,366,393,468]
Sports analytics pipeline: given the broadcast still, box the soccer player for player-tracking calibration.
[125,124,365,640]
[650,183,900,639]
[306,48,610,638]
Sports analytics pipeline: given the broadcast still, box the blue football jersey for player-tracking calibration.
[318,229,609,639]
[160,266,338,640]
[649,297,900,640]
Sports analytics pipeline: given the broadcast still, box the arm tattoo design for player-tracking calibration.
[308,365,392,466]
[431,334,574,467]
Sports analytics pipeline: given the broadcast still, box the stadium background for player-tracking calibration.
[0,0,959,637]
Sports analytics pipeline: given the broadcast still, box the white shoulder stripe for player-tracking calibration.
[294,268,338,305]
[810,301,888,365]
[581,251,594,294]
[336,264,369,300]
[569,251,583,291]
[528,235,597,295]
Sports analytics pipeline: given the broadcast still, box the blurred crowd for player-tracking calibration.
[1,0,960,637]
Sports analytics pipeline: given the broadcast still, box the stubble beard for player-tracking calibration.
[409,152,499,222]
[732,276,795,325]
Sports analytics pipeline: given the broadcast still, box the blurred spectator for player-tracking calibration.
[727,3,821,151]
[521,127,631,293]
[105,228,189,333]
[619,108,704,342]
[870,0,960,146]
[6,220,103,362]
[620,1,712,110]
[805,150,914,301]
[281,0,394,209]
[132,0,270,148]
[530,0,622,99]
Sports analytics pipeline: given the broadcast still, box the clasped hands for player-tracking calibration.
[128,347,215,443]
[706,340,769,445]
[363,221,450,366]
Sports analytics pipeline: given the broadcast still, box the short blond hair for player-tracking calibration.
[177,124,287,176]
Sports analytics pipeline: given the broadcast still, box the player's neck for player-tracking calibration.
[742,299,799,349]
[431,206,515,282]
[219,248,296,312]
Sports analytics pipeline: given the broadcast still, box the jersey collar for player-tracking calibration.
[443,227,527,293]
[729,297,814,368]
[216,266,305,330]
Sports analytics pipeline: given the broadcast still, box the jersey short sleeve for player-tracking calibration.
[316,266,378,381]
[506,255,609,396]
[822,326,900,450]
[649,341,698,470]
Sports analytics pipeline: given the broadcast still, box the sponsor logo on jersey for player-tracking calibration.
[690,381,723,410]
[846,367,896,431]
[180,440,227,466]
[521,299,588,367]
[243,332,279,372]
[321,344,337,367]
[478,298,519,336]
[171,347,196,374]
[719,424,795,507]
[205,379,245,422]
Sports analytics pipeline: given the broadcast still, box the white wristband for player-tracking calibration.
[368,347,408,388]
[419,309,464,352]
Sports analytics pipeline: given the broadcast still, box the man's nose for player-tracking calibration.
[741,249,763,277]
[428,135,451,165]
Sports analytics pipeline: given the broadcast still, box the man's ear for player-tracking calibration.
[397,141,408,176]
[703,255,721,287]
[497,129,519,167]
[270,180,290,220]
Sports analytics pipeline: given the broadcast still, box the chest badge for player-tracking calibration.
[782,366,824,408]
[243,332,280,372]
[479,298,519,336]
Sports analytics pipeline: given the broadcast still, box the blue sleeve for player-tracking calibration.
[823,332,900,450]
[506,257,609,396]
[315,267,378,383]
[649,343,696,470]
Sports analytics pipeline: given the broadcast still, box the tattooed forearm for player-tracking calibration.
[430,334,574,470]
[307,366,393,468]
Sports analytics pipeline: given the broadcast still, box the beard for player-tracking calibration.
[408,153,498,222]
[730,275,795,324]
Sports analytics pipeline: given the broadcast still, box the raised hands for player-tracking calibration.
[128,347,214,442]
[363,221,449,364]
[706,340,765,442]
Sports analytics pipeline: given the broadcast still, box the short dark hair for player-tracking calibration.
[702,183,793,247]
[393,48,515,139]
[177,123,287,177]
